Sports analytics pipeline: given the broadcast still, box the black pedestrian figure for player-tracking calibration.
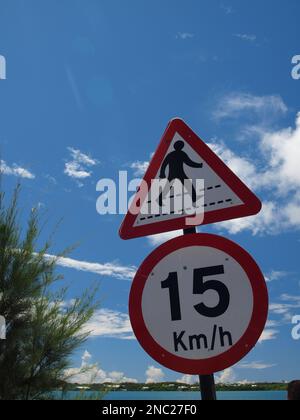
[159,141,203,207]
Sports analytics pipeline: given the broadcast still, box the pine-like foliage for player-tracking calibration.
[0,186,98,400]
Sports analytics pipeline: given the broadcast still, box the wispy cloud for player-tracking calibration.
[265,271,290,282]
[221,3,234,15]
[130,161,149,177]
[130,153,153,177]
[234,33,257,42]
[82,308,134,340]
[148,230,183,247]
[65,66,83,111]
[266,295,300,327]
[266,320,281,328]
[213,92,287,121]
[64,147,99,181]
[281,294,300,303]
[269,300,300,324]
[259,329,279,343]
[44,253,136,281]
[44,174,57,185]
[238,361,276,370]
[0,54,6,79]
[0,160,35,179]
[176,32,195,40]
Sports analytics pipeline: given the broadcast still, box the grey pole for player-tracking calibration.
[183,227,217,401]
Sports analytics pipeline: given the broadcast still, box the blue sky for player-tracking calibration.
[0,0,300,384]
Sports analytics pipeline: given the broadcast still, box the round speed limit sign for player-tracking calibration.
[129,234,268,375]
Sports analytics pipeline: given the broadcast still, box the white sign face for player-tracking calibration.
[142,245,253,360]
[134,132,243,228]
[120,119,262,240]
[130,234,268,374]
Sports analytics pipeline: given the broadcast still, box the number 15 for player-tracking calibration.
[161,265,230,321]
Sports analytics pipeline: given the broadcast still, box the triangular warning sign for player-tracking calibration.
[119,118,262,240]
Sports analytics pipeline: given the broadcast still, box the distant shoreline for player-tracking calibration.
[63,382,287,393]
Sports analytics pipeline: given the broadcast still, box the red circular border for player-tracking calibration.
[129,233,269,375]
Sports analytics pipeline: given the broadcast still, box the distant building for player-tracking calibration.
[106,384,121,389]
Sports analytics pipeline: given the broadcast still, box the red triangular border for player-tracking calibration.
[119,118,262,240]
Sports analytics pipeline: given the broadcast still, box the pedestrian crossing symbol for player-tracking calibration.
[119,118,262,240]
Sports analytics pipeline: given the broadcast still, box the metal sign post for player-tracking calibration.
[199,375,217,401]
[184,227,217,401]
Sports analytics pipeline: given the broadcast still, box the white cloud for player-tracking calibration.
[208,141,260,190]
[65,350,138,384]
[260,112,300,193]
[266,320,281,328]
[238,361,276,370]
[69,147,98,166]
[176,375,198,385]
[64,161,91,179]
[176,32,195,40]
[43,253,136,281]
[217,202,278,235]
[218,196,300,236]
[267,296,300,325]
[236,379,253,385]
[210,112,300,235]
[234,34,257,42]
[258,329,279,343]
[130,161,149,177]
[264,295,300,327]
[145,366,165,384]
[64,147,99,180]
[0,160,35,179]
[106,371,138,384]
[81,350,92,366]
[215,368,236,384]
[221,4,234,15]
[148,230,183,247]
[265,271,290,282]
[82,308,134,340]
[281,294,300,303]
[213,92,288,121]
[130,153,154,177]
[130,99,300,237]
[0,54,6,79]
[270,303,300,314]
[269,301,300,323]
